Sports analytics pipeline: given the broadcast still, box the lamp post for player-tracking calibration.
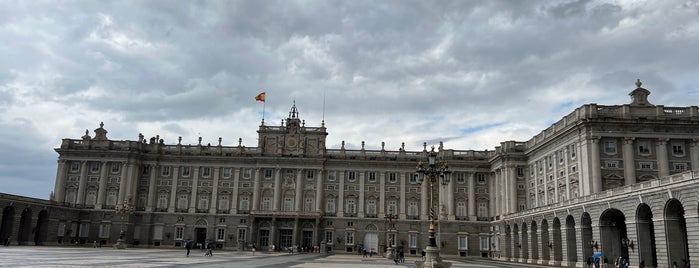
[385,210,398,259]
[113,198,134,249]
[415,146,452,268]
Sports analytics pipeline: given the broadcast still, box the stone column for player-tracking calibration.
[624,217,640,267]
[358,171,365,217]
[230,167,240,214]
[533,162,539,207]
[691,139,699,170]
[563,147,571,200]
[542,159,548,205]
[168,167,179,213]
[379,172,386,217]
[652,216,669,268]
[252,168,261,211]
[509,167,517,213]
[468,173,476,221]
[657,138,669,178]
[553,155,559,203]
[117,162,128,206]
[294,169,304,211]
[447,172,455,220]
[76,161,88,205]
[338,171,345,217]
[684,212,699,267]
[489,173,496,218]
[189,167,199,213]
[95,161,109,209]
[623,137,636,185]
[146,164,157,212]
[209,167,220,214]
[420,173,429,220]
[590,138,602,193]
[53,160,68,202]
[494,170,502,219]
[315,170,324,212]
[273,168,282,211]
[399,172,407,219]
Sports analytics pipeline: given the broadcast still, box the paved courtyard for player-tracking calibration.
[0,246,544,268]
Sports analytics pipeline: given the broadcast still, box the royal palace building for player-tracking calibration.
[1,80,698,267]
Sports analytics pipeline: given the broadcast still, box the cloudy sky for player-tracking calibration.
[1,0,698,199]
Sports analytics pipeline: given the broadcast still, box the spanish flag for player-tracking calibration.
[255,92,266,102]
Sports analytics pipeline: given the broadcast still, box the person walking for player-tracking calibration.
[204,241,214,256]
[185,240,192,257]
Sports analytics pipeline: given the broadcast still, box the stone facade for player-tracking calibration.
[1,80,698,267]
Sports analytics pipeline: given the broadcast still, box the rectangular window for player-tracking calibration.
[570,144,577,158]
[222,168,232,178]
[325,231,333,244]
[674,163,687,171]
[182,167,190,177]
[243,168,252,178]
[346,232,354,245]
[516,167,525,177]
[409,234,417,248]
[307,170,315,179]
[152,225,163,240]
[161,166,170,176]
[388,173,397,183]
[70,162,80,172]
[672,144,685,155]
[606,161,618,168]
[217,228,225,241]
[90,162,100,173]
[638,141,651,154]
[111,163,121,173]
[367,172,376,182]
[477,174,486,185]
[604,140,617,154]
[458,236,468,250]
[175,226,184,240]
[640,162,652,169]
[202,167,211,177]
[327,171,336,181]
[99,223,110,238]
[237,229,246,242]
[347,171,356,182]
[480,237,490,250]
[456,173,465,183]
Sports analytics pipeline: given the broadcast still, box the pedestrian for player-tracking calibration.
[399,251,405,263]
[252,244,256,255]
[594,257,600,268]
[93,240,97,248]
[421,250,426,261]
[362,248,368,258]
[205,241,214,256]
[4,237,9,247]
[587,257,592,268]
[639,260,645,268]
[185,240,192,257]
[674,261,679,268]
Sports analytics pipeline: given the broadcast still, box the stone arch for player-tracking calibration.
[0,206,16,245]
[541,219,550,262]
[581,212,593,262]
[17,208,32,245]
[521,222,529,260]
[565,215,577,262]
[513,223,520,259]
[552,217,563,262]
[364,223,378,231]
[34,210,49,245]
[599,208,628,262]
[664,198,689,267]
[636,203,657,268]
[530,220,539,260]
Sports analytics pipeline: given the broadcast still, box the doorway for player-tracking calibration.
[195,228,206,249]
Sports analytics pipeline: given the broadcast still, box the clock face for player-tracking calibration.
[286,137,298,148]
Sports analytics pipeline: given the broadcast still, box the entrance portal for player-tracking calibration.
[195,228,206,249]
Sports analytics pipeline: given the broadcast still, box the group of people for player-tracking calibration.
[587,256,629,268]
[361,247,377,258]
[393,251,405,264]
[183,240,215,257]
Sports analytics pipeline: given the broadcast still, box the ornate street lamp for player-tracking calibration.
[113,198,134,249]
[385,209,398,259]
[415,146,452,268]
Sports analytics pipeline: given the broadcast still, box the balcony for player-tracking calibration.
[324,212,337,217]
[365,214,377,218]
[217,210,229,214]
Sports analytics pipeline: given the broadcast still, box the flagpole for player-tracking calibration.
[262,99,266,125]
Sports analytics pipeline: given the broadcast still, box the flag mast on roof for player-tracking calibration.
[255,92,266,125]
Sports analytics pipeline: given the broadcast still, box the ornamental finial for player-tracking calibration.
[635,79,642,88]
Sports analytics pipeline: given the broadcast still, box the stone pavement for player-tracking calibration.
[0,246,531,268]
